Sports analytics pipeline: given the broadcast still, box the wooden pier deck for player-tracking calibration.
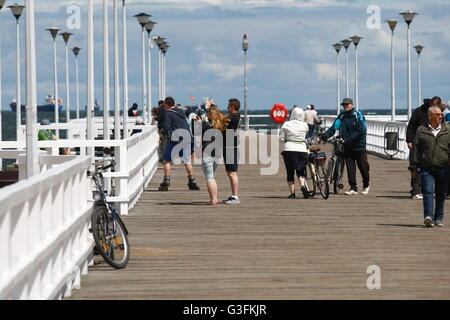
[68,142,450,300]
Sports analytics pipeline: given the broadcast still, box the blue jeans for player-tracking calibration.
[419,168,447,223]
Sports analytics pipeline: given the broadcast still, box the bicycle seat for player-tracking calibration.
[310,146,321,152]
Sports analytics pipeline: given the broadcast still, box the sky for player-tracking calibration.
[0,0,449,112]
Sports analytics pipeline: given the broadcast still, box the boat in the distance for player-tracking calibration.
[10,94,63,112]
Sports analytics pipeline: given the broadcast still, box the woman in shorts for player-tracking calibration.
[200,104,230,205]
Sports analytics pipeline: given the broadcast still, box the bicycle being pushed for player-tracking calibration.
[304,142,330,199]
[325,136,346,194]
[88,148,130,269]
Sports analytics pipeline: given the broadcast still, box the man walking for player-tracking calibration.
[321,98,370,195]
[406,96,442,199]
[159,96,200,191]
[222,98,241,204]
[304,104,320,139]
[410,105,449,227]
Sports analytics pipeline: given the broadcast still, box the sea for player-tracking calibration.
[0,108,406,170]
[0,108,407,141]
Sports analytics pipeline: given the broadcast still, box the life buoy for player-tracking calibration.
[270,104,288,124]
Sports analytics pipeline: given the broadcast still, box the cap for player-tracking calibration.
[341,98,353,106]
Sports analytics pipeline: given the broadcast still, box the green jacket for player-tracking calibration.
[411,123,450,171]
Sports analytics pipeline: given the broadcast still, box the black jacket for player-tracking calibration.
[406,101,430,143]
[323,109,367,151]
[161,108,190,141]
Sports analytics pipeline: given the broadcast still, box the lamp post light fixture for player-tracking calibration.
[60,31,73,124]
[242,34,249,130]
[145,20,157,123]
[72,47,81,119]
[47,27,61,135]
[134,12,151,123]
[387,19,398,121]
[122,0,129,138]
[341,39,351,98]
[414,45,424,108]
[400,10,418,120]
[0,0,7,9]
[350,35,362,111]
[332,43,342,116]
[9,3,25,140]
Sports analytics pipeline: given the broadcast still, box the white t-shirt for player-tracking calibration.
[280,120,309,152]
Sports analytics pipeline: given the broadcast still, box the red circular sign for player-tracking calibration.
[270,104,288,124]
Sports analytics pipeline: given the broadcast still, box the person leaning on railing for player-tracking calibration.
[410,105,450,228]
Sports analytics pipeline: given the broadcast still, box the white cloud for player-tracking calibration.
[314,63,335,81]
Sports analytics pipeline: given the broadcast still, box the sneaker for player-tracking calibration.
[344,189,358,195]
[424,216,434,228]
[223,196,240,204]
[412,194,423,200]
[435,221,445,227]
[361,187,370,195]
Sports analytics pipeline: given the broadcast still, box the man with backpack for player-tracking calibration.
[321,98,370,195]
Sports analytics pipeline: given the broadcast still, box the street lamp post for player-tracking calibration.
[161,43,169,99]
[60,31,73,124]
[72,47,81,119]
[333,43,342,116]
[87,0,94,155]
[414,45,424,108]
[134,12,150,123]
[103,0,110,140]
[145,21,157,123]
[47,27,61,136]
[350,35,362,111]
[341,39,351,98]
[0,0,7,169]
[122,0,129,138]
[242,34,249,130]
[400,10,418,121]
[387,19,398,122]
[9,3,25,140]
[154,36,166,101]
[25,0,38,177]
[113,0,121,140]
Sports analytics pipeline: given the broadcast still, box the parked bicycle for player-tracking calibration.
[326,136,346,194]
[304,143,330,199]
[88,148,130,269]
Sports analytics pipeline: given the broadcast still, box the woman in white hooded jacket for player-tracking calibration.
[280,106,310,198]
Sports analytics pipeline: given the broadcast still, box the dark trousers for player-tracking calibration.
[344,149,370,191]
[306,124,315,139]
[409,149,422,196]
[282,151,308,182]
[419,168,447,222]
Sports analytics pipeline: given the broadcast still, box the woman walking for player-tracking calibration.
[200,104,230,205]
[280,106,310,199]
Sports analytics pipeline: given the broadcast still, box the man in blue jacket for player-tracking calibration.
[321,98,370,195]
[159,96,200,191]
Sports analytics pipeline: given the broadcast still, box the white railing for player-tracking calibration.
[321,115,409,160]
[1,120,160,215]
[0,156,93,300]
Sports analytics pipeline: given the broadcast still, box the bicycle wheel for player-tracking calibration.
[304,163,316,197]
[316,162,330,199]
[91,206,130,269]
[333,158,345,194]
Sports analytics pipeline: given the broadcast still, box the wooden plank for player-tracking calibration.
[67,141,450,300]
